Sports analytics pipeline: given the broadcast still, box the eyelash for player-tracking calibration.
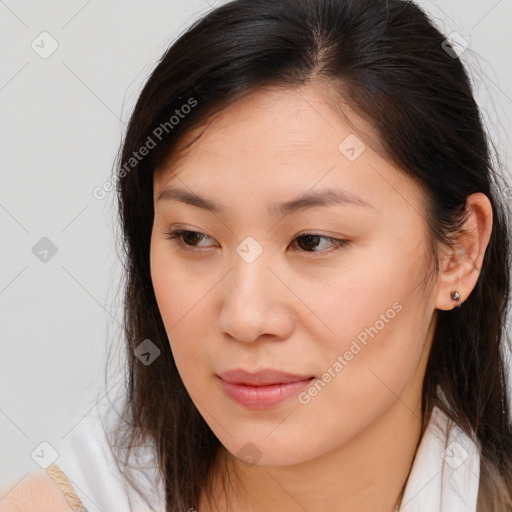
[163,229,349,256]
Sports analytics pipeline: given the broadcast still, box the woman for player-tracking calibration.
[3,0,511,510]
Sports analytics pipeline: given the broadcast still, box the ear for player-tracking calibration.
[434,192,493,311]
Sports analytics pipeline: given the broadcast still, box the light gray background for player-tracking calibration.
[1,0,511,487]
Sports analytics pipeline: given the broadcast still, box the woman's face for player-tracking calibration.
[150,84,437,466]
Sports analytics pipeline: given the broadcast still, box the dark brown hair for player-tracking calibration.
[109,0,512,510]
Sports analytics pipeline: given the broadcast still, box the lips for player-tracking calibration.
[217,368,314,409]
[218,368,314,386]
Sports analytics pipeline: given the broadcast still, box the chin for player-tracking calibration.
[218,433,319,467]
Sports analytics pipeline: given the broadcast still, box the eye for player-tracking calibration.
[292,233,349,254]
[163,229,349,255]
[163,229,216,250]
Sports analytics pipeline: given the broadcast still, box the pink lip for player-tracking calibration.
[217,369,314,410]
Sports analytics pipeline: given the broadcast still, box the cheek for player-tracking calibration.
[291,291,429,464]
[306,299,418,405]
[150,236,208,331]
[308,237,432,394]
[310,238,427,347]
[150,242,212,387]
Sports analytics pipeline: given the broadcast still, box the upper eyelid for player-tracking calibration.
[168,228,339,240]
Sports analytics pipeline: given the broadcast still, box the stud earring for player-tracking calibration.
[450,290,462,308]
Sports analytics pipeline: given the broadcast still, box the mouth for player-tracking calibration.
[217,368,315,410]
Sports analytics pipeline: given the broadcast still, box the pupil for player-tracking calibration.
[299,235,319,251]
[185,232,202,245]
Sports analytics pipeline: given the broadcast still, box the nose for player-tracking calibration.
[217,246,294,344]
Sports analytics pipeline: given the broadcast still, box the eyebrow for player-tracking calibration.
[156,184,375,216]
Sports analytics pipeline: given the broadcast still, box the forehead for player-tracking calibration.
[156,85,369,167]
[153,84,424,218]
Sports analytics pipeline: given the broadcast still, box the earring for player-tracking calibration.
[450,290,462,308]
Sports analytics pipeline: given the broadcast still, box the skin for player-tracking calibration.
[0,472,74,511]
[148,83,493,512]
[0,84,492,512]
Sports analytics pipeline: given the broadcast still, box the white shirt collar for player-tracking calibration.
[399,399,481,511]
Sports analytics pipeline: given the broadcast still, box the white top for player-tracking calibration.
[47,395,481,512]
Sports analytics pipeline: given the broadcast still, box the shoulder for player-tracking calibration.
[0,470,74,512]
[53,400,165,510]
